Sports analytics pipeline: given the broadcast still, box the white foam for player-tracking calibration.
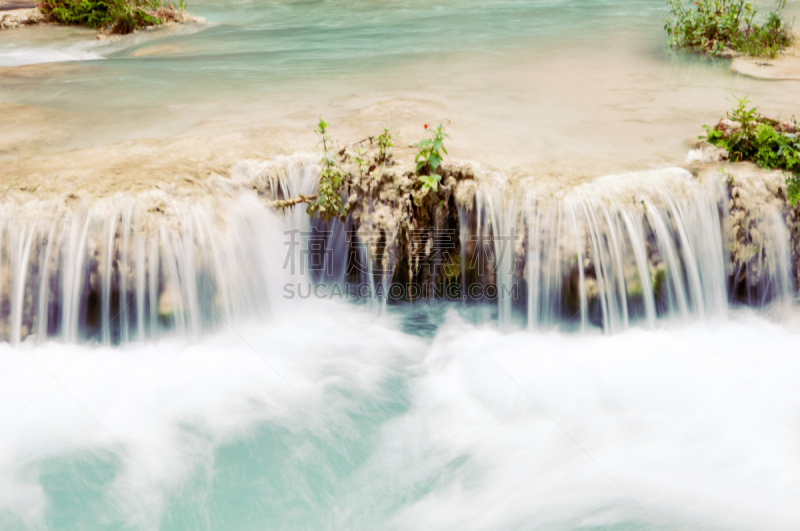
[0,300,421,528]
[0,303,799,528]
[0,22,208,67]
[379,309,800,529]
[0,45,103,67]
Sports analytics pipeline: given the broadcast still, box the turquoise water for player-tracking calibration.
[2,0,798,171]
[2,3,800,528]
[1,0,668,109]
[2,304,800,529]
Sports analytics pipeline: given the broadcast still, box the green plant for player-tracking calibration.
[704,96,760,161]
[703,97,800,204]
[306,117,348,221]
[789,174,800,206]
[415,123,449,195]
[355,147,367,181]
[376,128,393,164]
[665,0,793,58]
[38,0,163,33]
[415,123,449,175]
[418,175,442,194]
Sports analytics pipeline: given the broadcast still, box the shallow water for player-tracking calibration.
[1,1,800,176]
[1,302,799,529]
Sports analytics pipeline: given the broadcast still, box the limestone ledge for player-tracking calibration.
[0,7,42,29]
[688,144,800,294]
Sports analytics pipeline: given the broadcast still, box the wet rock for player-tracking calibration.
[158,287,174,324]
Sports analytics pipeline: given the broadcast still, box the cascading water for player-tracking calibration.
[4,0,800,524]
[0,196,293,344]
[461,168,773,332]
[0,157,798,530]
[0,159,794,344]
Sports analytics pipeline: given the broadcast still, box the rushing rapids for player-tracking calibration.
[0,157,795,344]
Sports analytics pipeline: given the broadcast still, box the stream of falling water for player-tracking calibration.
[0,160,798,528]
[0,163,791,343]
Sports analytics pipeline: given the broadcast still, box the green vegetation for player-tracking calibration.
[292,120,453,220]
[306,117,348,221]
[38,0,184,34]
[354,147,368,181]
[665,0,793,57]
[273,119,465,295]
[375,128,393,165]
[415,123,449,195]
[703,97,800,204]
[418,175,441,194]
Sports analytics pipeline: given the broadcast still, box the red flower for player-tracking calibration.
[424,124,428,129]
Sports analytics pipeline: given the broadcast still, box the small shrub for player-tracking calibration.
[38,0,165,33]
[375,128,393,165]
[415,123,449,195]
[665,0,793,58]
[703,96,800,204]
[306,117,348,221]
[415,123,448,174]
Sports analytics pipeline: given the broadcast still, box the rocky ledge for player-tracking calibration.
[0,6,42,29]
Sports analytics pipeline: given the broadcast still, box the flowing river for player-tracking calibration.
[1,0,800,529]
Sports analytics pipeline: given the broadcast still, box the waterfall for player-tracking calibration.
[0,160,794,344]
[462,168,793,332]
[0,195,294,344]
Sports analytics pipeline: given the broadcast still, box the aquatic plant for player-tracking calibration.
[665,0,793,58]
[415,123,449,194]
[703,96,800,204]
[306,117,348,221]
[38,0,179,34]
